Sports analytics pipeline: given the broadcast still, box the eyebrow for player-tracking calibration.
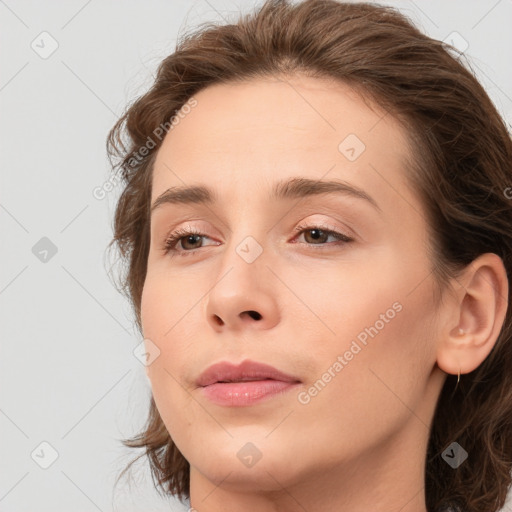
[150,177,381,215]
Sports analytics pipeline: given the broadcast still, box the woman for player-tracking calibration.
[106,1,512,510]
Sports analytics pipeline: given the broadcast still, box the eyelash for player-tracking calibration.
[162,223,353,257]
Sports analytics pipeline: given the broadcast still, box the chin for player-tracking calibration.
[187,434,297,479]
[193,455,299,494]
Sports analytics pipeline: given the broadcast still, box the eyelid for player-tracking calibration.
[291,213,358,240]
[161,218,352,243]
[161,221,213,243]
[161,218,355,257]
[293,220,351,238]
[291,222,354,247]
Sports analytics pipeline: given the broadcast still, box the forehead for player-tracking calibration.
[151,75,418,219]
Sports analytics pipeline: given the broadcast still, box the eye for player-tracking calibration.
[163,227,218,257]
[292,223,353,247]
[161,223,354,258]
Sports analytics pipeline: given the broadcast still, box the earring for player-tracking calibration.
[449,363,462,396]
[458,328,465,336]
[451,365,461,395]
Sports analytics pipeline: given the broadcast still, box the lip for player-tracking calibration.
[196,359,301,407]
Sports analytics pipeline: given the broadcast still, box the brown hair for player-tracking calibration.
[106,1,512,510]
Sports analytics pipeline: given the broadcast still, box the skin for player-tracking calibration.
[140,74,508,512]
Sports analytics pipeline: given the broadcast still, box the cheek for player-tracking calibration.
[140,267,206,346]
[274,254,403,350]
[286,251,437,409]
[140,272,198,424]
[296,270,437,443]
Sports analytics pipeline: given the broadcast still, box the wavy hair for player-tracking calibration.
[106,1,512,510]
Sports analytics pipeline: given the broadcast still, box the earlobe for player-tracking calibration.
[436,253,509,377]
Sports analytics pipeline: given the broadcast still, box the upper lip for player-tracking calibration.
[196,359,301,387]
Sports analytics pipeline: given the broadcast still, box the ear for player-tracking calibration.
[436,253,509,376]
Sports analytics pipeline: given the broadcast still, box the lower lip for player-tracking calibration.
[200,380,300,407]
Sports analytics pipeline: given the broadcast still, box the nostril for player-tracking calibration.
[247,310,262,320]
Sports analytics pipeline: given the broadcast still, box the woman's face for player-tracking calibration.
[141,75,447,497]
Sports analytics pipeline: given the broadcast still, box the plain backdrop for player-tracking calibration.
[1,0,511,511]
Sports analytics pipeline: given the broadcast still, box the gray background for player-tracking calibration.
[1,0,511,510]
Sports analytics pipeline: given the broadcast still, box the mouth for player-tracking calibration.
[196,359,301,407]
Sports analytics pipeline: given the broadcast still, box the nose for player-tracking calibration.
[204,237,281,333]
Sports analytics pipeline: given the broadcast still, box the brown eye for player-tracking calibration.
[163,227,219,257]
[302,228,330,244]
[179,234,203,250]
[294,224,353,246]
